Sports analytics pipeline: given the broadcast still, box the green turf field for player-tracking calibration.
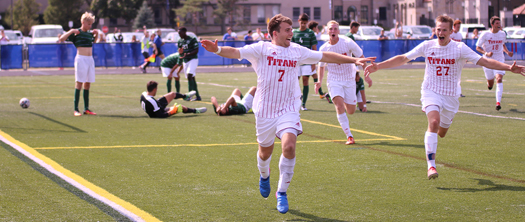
[1,68,525,221]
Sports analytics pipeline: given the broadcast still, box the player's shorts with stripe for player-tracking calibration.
[298,64,316,77]
[161,67,179,78]
[255,112,302,147]
[183,58,199,77]
[233,94,254,112]
[483,57,505,80]
[74,55,95,83]
[421,89,459,128]
[328,80,357,105]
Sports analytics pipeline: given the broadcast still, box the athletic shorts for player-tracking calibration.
[183,58,199,77]
[483,67,505,80]
[157,49,164,57]
[74,55,95,83]
[233,93,254,112]
[298,64,316,77]
[327,80,357,105]
[161,67,178,78]
[421,89,459,128]
[255,112,302,147]
[356,91,363,103]
[142,52,150,59]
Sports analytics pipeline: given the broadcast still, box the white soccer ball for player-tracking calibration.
[19,98,30,109]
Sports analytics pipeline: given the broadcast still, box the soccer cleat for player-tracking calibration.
[276,192,289,214]
[195,107,207,114]
[74,111,82,117]
[496,102,501,111]
[325,93,332,103]
[83,110,96,115]
[300,106,307,111]
[185,91,196,101]
[460,94,466,97]
[140,66,146,73]
[427,167,439,180]
[191,96,202,101]
[319,94,326,99]
[345,136,355,145]
[259,176,271,198]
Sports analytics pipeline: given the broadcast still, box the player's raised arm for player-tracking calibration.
[364,55,411,77]
[319,51,375,66]
[201,39,241,59]
[477,60,525,76]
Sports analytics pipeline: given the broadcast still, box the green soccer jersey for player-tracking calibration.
[291,28,318,50]
[228,103,247,115]
[177,36,199,63]
[346,32,355,41]
[67,29,95,48]
[160,53,183,68]
[356,76,365,95]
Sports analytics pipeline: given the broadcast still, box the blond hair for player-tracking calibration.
[81,12,95,23]
[326,20,339,27]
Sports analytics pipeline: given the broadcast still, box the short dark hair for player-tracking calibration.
[350,21,360,28]
[490,16,500,25]
[299,13,309,21]
[248,30,252,34]
[178,27,187,32]
[453,19,461,26]
[308,21,319,30]
[147,80,158,92]
[267,14,293,38]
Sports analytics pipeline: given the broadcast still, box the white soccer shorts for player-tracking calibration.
[356,91,363,103]
[483,67,506,80]
[74,55,95,83]
[298,64,316,77]
[183,58,199,77]
[161,67,179,78]
[255,112,302,147]
[327,80,357,105]
[232,93,255,112]
[420,89,459,128]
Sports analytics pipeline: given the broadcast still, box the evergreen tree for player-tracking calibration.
[5,0,41,35]
[212,0,246,34]
[133,1,155,30]
[174,0,209,33]
[44,0,85,30]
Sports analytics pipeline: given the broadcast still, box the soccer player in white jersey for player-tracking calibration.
[200,14,375,214]
[364,15,525,180]
[476,16,514,111]
[449,20,466,97]
[316,20,372,145]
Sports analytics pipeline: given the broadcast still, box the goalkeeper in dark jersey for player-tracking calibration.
[160,52,184,93]
[140,81,207,118]
[210,87,256,116]
[59,12,98,117]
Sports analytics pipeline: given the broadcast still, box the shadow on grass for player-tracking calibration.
[29,112,86,133]
[287,209,352,221]
[437,178,525,192]
[367,141,424,149]
[509,109,525,114]
[98,114,200,119]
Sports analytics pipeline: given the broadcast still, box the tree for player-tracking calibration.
[174,0,208,33]
[212,0,246,34]
[90,0,143,29]
[44,0,85,31]
[133,1,155,30]
[5,0,41,35]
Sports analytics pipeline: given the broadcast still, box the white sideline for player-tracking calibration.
[0,135,145,222]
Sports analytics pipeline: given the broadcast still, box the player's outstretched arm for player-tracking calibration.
[320,51,375,66]
[477,59,525,76]
[200,39,241,59]
[364,55,410,77]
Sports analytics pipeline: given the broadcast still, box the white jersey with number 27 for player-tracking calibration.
[405,39,481,96]
[239,41,323,118]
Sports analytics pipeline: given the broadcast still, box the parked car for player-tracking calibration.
[28,24,65,44]
[164,31,197,43]
[3,30,24,44]
[509,28,525,39]
[354,26,383,40]
[503,27,520,38]
[401,25,432,39]
[458,24,486,39]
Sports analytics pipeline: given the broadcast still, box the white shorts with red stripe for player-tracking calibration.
[255,112,302,147]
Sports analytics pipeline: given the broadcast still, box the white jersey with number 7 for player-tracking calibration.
[239,41,323,118]
[405,39,481,96]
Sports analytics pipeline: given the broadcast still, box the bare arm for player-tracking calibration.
[476,46,488,55]
[319,51,375,66]
[477,59,525,76]
[201,39,241,59]
[364,55,411,77]
[503,44,514,57]
[60,29,78,42]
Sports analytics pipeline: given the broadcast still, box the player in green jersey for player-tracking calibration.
[177,27,201,101]
[355,72,371,112]
[60,12,98,117]
[211,87,256,116]
[345,21,360,41]
[160,53,184,93]
[291,13,325,110]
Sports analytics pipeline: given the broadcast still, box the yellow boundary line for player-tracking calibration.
[0,130,160,222]
[301,118,405,140]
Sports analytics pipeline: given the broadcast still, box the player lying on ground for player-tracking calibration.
[140,80,206,118]
[364,15,525,180]
[211,87,256,116]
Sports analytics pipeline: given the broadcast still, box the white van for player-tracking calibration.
[28,25,65,44]
[458,24,486,39]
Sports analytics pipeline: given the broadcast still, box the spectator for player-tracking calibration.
[244,30,254,44]
[0,29,10,45]
[430,28,437,39]
[394,21,403,39]
[378,30,388,40]
[308,21,322,40]
[113,28,123,42]
[223,27,237,41]
[472,28,479,39]
[252,27,266,40]
[97,32,106,43]
[131,35,139,43]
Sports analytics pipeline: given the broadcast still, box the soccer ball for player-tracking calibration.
[19,98,30,109]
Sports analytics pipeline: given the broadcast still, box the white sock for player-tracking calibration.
[424,131,438,169]
[257,153,271,179]
[337,113,353,138]
[496,83,503,103]
[277,154,295,193]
